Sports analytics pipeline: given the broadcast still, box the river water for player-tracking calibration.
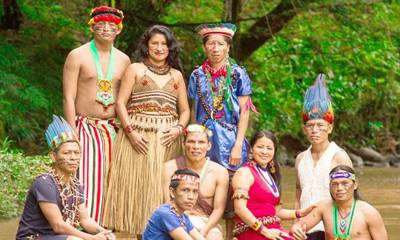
[1,167,399,239]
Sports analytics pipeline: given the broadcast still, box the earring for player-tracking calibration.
[269,161,276,174]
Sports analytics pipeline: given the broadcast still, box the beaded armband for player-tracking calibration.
[232,188,249,200]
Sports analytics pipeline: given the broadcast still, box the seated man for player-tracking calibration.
[143,169,206,240]
[163,124,229,240]
[291,165,388,240]
[16,116,114,240]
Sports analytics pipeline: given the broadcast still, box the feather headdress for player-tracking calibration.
[88,6,124,29]
[302,73,334,124]
[45,115,79,150]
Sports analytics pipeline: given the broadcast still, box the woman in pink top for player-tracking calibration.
[232,131,314,240]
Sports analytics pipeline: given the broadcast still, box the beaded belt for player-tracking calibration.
[233,215,281,236]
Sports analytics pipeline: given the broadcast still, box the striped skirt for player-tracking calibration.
[75,115,118,222]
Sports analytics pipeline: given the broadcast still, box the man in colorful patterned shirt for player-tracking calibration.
[16,116,114,240]
[188,23,255,239]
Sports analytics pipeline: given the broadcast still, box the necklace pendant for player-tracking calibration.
[96,79,114,109]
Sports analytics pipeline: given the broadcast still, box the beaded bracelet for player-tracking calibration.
[293,210,301,219]
[124,124,135,134]
[173,124,184,134]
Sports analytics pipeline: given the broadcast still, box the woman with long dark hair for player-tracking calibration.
[232,131,315,240]
[102,25,190,236]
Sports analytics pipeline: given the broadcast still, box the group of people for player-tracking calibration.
[15,5,388,240]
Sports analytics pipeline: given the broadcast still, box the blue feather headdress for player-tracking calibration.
[302,73,334,124]
[45,115,79,150]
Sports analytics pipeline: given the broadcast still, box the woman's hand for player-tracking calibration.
[127,131,149,154]
[229,143,242,166]
[160,127,180,147]
[260,227,291,240]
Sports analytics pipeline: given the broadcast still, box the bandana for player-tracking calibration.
[171,174,200,184]
[196,23,237,38]
[184,124,213,138]
[88,6,124,29]
[330,170,356,181]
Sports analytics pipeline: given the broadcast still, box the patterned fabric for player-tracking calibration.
[75,115,118,222]
[188,63,252,171]
[16,173,84,240]
[298,141,344,233]
[102,71,183,234]
[234,162,292,240]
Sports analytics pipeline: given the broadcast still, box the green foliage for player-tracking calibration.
[247,2,400,147]
[0,138,51,218]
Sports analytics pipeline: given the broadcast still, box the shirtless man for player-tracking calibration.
[295,74,353,239]
[163,124,229,240]
[291,165,388,240]
[62,6,130,222]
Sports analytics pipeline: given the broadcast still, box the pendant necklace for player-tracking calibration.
[90,40,115,110]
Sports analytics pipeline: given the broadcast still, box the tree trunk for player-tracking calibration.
[223,0,242,60]
[1,0,22,30]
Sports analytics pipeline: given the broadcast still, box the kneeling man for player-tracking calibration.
[163,124,229,239]
[16,116,114,240]
[143,169,205,240]
[291,165,388,240]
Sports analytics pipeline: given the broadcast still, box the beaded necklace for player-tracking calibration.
[202,58,234,115]
[333,199,356,240]
[170,204,187,230]
[47,169,82,228]
[143,59,170,75]
[255,164,280,197]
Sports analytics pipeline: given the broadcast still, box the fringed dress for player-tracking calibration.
[102,70,182,234]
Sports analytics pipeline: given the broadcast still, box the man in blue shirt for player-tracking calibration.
[143,169,205,240]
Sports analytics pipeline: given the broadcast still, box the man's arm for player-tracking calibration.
[200,168,229,236]
[364,204,388,240]
[229,95,250,165]
[38,202,106,240]
[291,202,325,240]
[63,50,80,131]
[169,227,205,240]
[294,152,304,209]
[332,150,353,169]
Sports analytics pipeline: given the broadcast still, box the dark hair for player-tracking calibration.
[329,165,361,200]
[169,169,200,190]
[250,130,282,193]
[202,35,233,46]
[135,25,184,74]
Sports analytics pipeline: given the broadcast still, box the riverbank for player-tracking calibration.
[1,167,398,239]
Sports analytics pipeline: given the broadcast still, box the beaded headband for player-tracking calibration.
[45,115,79,150]
[88,6,124,30]
[302,73,334,124]
[171,174,200,183]
[330,170,356,181]
[196,23,237,38]
[184,124,213,138]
